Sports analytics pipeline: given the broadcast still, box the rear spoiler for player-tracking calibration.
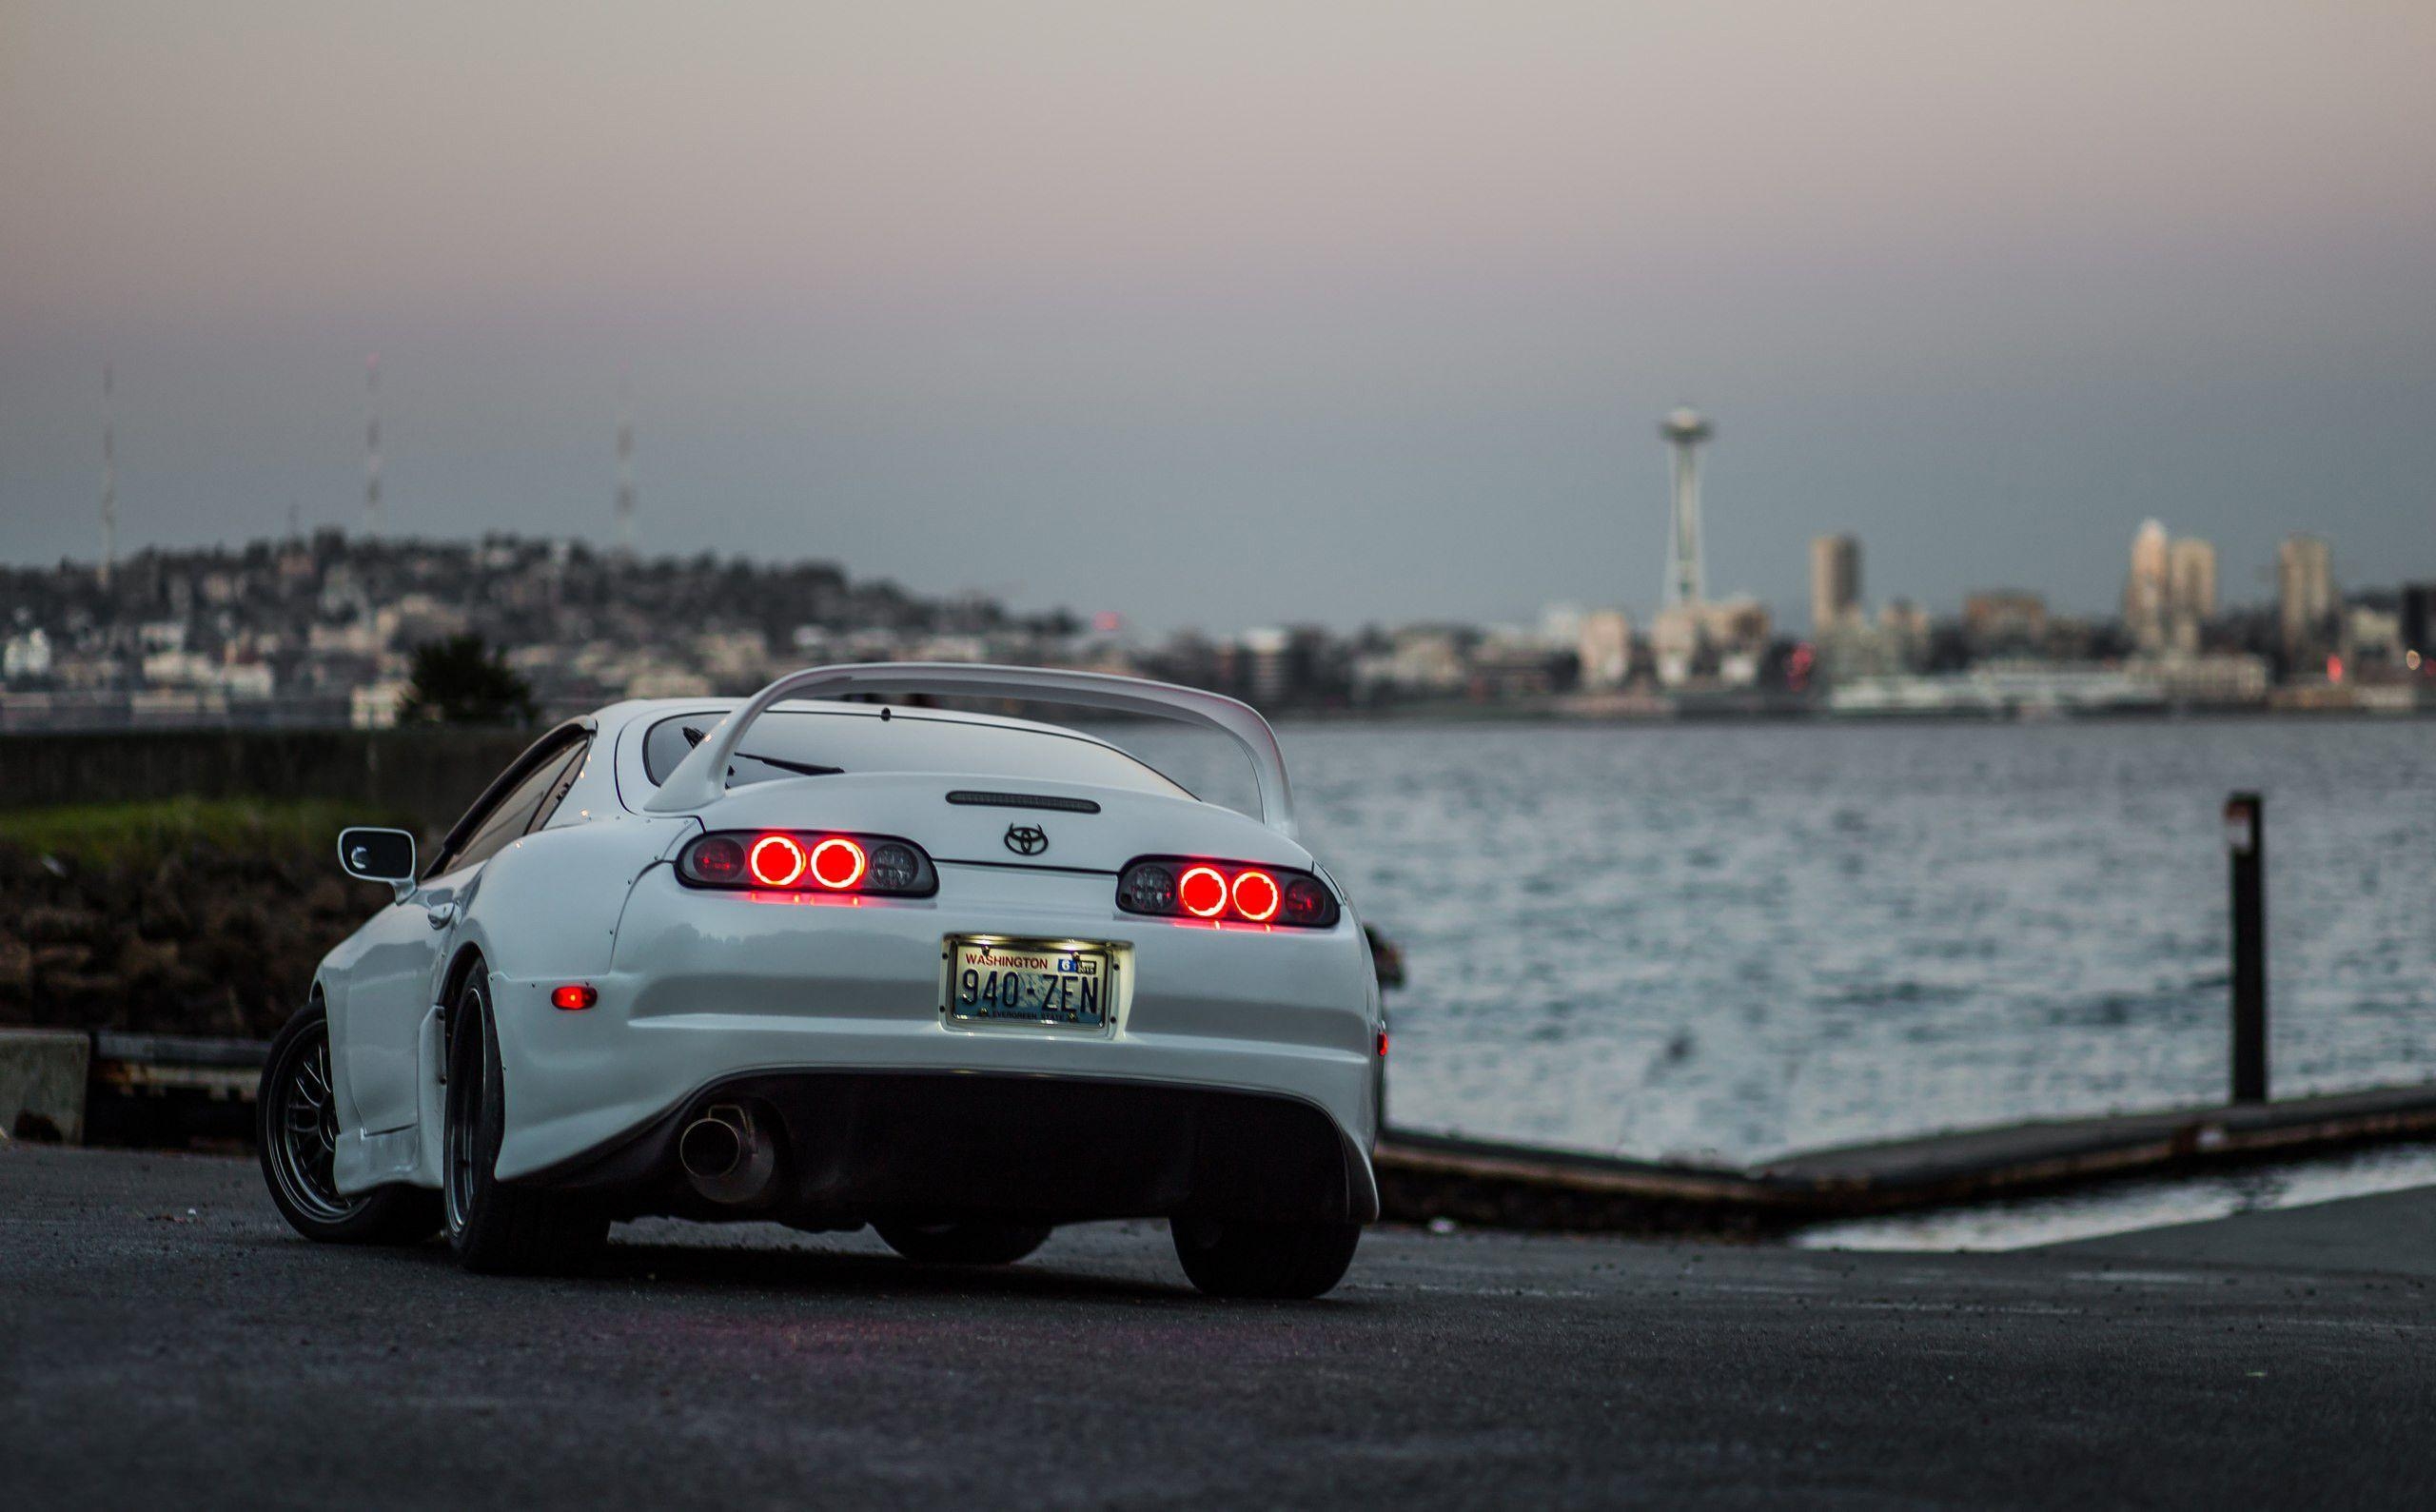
[642,662,1298,838]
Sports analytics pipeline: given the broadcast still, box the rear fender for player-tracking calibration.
[413,814,693,1178]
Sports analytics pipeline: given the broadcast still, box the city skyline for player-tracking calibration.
[8,522,2428,736]
[11,421,2389,646]
[10,356,2426,639]
[0,447,2397,642]
[4,3,2433,632]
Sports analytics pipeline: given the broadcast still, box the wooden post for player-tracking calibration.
[2225,792,2267,1104]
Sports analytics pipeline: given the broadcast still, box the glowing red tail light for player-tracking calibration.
[1116,856,1340,929]
[809,836,867,890]
[551,983,598,1011]
[747,834,808,888]
[1177,865,1230,918]
[1230,869,1281,922]
[678,831,936,896]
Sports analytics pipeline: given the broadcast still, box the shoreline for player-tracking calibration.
[1267,697,2436,728]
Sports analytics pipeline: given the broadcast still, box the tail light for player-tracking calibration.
[678,831,936,896]
[1116,856,1340,928]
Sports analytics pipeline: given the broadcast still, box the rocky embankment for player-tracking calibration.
[0,843,389,1040]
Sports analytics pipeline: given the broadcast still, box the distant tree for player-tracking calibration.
[397,634,538,726]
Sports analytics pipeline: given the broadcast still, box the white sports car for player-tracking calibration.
[258,664,1384,1297]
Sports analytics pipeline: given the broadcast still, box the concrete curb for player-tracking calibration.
[0,1028,92,1144]
[1377,1082,2436,1234]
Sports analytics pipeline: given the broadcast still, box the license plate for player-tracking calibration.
[943,937,1114,1031]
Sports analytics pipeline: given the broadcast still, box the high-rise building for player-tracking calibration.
[2167,538,2216,620]
[2277,535,2336,657]
[2124,520,2171,651]
[1810,535,1861,634]
[2167,537,2217,652]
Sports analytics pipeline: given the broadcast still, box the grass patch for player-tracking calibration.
[0,798,420,868]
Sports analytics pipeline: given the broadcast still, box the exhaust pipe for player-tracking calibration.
[679,1116,742,1179]
[678,1104,777,1205]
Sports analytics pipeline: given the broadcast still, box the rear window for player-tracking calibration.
[641,708,1194,799]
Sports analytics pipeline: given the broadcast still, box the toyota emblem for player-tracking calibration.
[1004,824,1049,856]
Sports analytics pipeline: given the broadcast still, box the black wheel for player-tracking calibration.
[1170,1217,1360,1299]
[874,1219,1053,1266]
[257,1002,442,1245]
[443,971,608,1276]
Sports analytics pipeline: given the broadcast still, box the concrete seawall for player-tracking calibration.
[1376,1083,2436,1233]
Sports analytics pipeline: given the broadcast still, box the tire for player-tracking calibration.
[1170,1217,1361,1299]
[257,1002,442,1246]
[443,971,607,1275]
[874,1219,1053,1267]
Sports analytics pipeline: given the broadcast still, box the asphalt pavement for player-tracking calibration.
[3,1143,2429,1509]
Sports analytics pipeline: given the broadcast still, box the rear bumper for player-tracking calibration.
[527,1070,1379,1227]
[482,861,1382,1217]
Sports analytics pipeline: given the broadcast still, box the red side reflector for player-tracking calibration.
[551,984,598,1011]
[1377,1031,1389,1057]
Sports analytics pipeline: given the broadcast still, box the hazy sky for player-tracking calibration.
[4,1,2431,633]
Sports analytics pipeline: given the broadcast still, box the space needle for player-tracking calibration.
[1660,406,1712,607]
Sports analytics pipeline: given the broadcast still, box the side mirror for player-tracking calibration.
[337,827,418,901]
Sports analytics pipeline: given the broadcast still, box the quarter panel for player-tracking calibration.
[441,811,696,1179]
[460,812,694,985]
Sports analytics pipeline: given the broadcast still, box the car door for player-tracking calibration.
[335,732,590,1140]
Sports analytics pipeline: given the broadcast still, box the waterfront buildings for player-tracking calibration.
[2167,538,2217,652]
[1349,625,1470,701]
[1,515,2423,730]
[0,534,1084,730]
[1880,600,1933,666]
[2121,522,2218,655]
[2346,604,2404,672]
[1810,535,1862,634]
[1813,613,1917,683]
[2278,535,2338,659]
[2405,583,2435,672]
[2127,652,2270,705]
[2125,520,2171,651]
[1577,610,1632,690]
[1962,592,2048,655]
[1651,597,1771,688]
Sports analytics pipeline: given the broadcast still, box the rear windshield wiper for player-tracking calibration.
[681,725,843,778]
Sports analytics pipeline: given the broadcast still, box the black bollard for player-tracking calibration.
[2225,792,2267,1103]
